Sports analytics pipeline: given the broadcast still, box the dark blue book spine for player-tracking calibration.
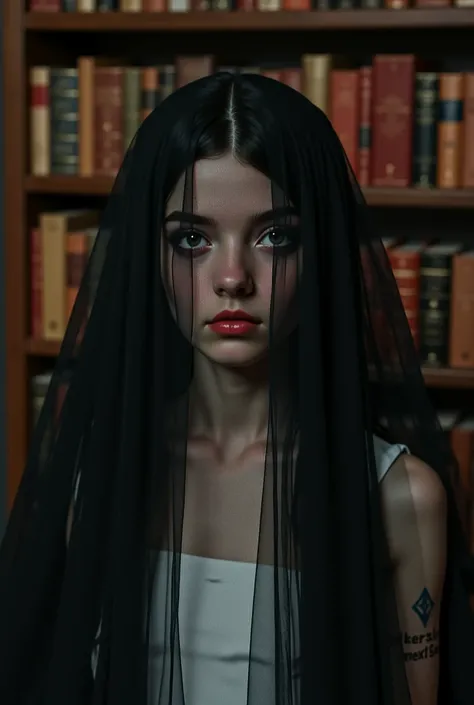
[412,73,438,189]
[50,69,79,176]
[97,0,117,9]
[62,0,77,10]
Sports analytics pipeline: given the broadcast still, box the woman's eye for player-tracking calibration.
[257,227,298,249]
[170,230,210,251]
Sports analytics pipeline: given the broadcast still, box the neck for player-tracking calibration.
[189,349,290,449]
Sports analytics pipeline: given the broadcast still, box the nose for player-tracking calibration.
[213,247,254,299]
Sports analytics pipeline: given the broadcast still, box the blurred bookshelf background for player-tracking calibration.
[2,1,474,542]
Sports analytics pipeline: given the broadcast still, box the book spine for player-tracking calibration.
[235,0,256,8]
[63,0,77,10]
[124,68,142,150]
[462,74,474,187]
[168,0,191,11]
[257,0,281,8]
[50,68,79,176]
[66,233,90,322]
[141,67,160,122]
[30,67,51,177]
[358,66,372,186]
[388,250,421,349]
[437,73,464,189]
[412,72,438,188]
[419,253,453,366]
[40,214,67,342]
[30,0,61,9]
[302,54,331,116]
[281,68,303,93]
[284,0,310,8]
[120,0,142,8]
[97,0,117,8]
[77,0,97,9]
[78,57,95,177]
[175,56,214,89]
[449,254,474,368]
[30,228,43,340]
[261,69,282,82]
[143,0,166,8]
[372,55,415,187]
[94,67,124,177]
[330,70,360,179]
[159,65,177,101]
[415,0,451,5]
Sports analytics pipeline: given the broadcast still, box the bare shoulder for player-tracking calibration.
[381,452,447,518]
[380,452,447,565]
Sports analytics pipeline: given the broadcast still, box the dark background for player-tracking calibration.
[0,9,7,536]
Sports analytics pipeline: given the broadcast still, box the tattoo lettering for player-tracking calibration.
[411,587,435,628]
[403,628,439,663]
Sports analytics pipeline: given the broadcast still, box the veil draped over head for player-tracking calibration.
[0,72,473,705]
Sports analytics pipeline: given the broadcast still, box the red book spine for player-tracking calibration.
[262,70,282,82]
[372,55,415,188]
[358,66,372,187]
[388,249,421,348]
[284,0,310,8]
[30,228,43,340]
[143,0,167,7]
[94,68,124,178]
[281,68,302,93]
[29,0,61,9]
[330,70,360,179]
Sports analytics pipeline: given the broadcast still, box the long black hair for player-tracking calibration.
[0,71,472,705]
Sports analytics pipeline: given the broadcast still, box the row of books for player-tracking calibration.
[385,239,474,370]
[28,0,474,12]
[30,210,99,343]
[30,55,474,189]
[28,206,474,370]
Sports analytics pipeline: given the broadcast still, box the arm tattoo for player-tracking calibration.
[403,588,439,663]
[403,628,439,662]
[411,587,435,628]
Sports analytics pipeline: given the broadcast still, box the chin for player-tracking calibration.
[199,340,269,369]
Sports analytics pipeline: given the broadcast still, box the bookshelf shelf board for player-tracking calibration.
[364,187,474,208]
[25,9,474,33]
[422,367,474,390]
[26,176,114,195]
[23,339,474,389]
[25,177,474,208]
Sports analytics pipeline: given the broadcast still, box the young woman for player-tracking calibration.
[0,72,472,705]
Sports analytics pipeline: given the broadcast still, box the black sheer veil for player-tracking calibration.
[0,72,472,705]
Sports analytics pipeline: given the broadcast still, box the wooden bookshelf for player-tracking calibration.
[3,3,474,509]
[24,176,474,207]
[23,335,474,389]
[24,8,474,32]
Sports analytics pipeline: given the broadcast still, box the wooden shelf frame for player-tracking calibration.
[24,338,474,389]
[25,177,474,208]
[25,9,474,33]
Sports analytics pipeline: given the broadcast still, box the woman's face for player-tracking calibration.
[161,153,300,368]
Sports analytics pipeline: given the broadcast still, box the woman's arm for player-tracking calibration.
[381,453,447,705]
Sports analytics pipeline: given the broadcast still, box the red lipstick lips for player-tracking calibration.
[208,309,260,336]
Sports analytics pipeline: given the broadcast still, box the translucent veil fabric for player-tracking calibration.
[0,72,473,705]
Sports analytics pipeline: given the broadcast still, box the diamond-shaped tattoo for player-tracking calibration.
[411,587,435,628]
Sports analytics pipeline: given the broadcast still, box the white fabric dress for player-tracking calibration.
[144,435,409,705]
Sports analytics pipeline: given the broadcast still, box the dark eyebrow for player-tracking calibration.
[164,206,297,227]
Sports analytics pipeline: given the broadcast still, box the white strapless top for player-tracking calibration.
[94,436,409,705]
